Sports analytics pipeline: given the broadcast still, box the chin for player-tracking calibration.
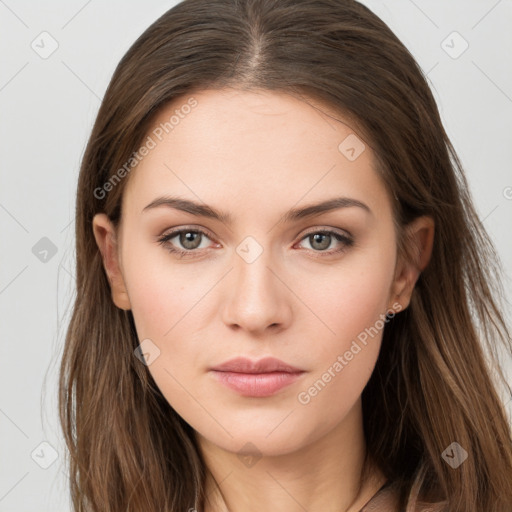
[194,418,322,460]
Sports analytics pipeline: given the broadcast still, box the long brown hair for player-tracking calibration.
[58,0,512,510]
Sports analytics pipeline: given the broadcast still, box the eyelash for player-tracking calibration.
[156,226,354,259]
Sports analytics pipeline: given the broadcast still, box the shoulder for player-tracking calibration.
[360,483,449,512]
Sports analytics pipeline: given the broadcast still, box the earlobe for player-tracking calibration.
[390,216,435,310]
[92,213,132,310]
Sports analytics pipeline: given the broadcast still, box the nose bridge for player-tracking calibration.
[221,234,291,332]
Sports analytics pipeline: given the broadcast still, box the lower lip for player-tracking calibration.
[210,371,305,397]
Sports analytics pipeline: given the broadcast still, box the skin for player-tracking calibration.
[93,88,434,512]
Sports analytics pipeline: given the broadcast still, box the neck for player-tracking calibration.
[195,399,386,512]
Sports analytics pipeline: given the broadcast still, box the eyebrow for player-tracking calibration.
[142,195,371,224]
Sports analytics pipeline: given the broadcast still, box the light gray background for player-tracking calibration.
[1,1,511,510]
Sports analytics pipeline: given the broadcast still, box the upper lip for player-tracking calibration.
[210,356,303,374]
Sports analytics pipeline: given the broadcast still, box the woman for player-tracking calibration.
[59,0,512,510]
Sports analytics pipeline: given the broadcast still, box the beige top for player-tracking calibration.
[359,481,448,512]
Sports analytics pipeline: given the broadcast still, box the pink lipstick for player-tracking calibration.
[209,356,305,397]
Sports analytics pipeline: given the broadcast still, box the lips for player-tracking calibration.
[209,356,305,397]
[210,356,303,374]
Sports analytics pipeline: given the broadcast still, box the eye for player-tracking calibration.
[156,226,354,259]
[296,229,353,255]
[156,227,215,258]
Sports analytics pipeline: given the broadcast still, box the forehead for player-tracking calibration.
[121,88,390,221]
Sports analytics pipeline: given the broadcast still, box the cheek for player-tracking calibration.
[124,258,212,418]
[305,248,396,361]
[121,248,216,411]
[123,248,209,341]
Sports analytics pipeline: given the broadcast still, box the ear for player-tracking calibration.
[389,216,434,311]
[92,213,131,310]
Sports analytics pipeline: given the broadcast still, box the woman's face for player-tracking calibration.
[94,88,410,457]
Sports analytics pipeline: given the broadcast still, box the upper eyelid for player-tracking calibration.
[300,226,353,238]
[159,225,352,237]
[159,225,215,240]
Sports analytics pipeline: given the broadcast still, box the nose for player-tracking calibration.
[221,247,293,335]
